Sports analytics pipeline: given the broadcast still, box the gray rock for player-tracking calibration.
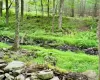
[0,70,4,74]
[12,69,23,77]
[4,61,25,71]
[2,48,8,52]
[0,59,6,64]
[5,73,14,80]
[37,70,54,80]
[31,72,37,76]
[25,77,30,80]
[0,52,4,59]
[82,70,97,80]
[0,75,4,79]
[50,76,59,80]
[31,75,38,79]
[0,63,7,68]
[16,74,25,80]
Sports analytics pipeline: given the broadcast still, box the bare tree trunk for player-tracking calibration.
[21,0,24,22]
[34,0,37,16]
[52,0,55,32]
[79,0,86,17]
[47,0,49,17]
[41,0,44,17]
[97,1,100,79]
[5,0,9,25]
[93,0,98,17]
[0,0,3,17]
[98,14,100,80]
[71,0,74,17]
[12,0,20,51]
[55,0,58,14]
[58,0,64,29]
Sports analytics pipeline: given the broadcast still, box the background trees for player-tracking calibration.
[0,0,3,16]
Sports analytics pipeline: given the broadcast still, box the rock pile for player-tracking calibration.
[0,59,97,80]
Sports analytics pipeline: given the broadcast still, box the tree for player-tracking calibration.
[97,1,100,79]
[52,0,55,32]
[98,12,100,80]
[5,0,9,25]
[58,0,64,29]
[0,0,3,16]
[55,0,58,14]
[93,0,98,17]
[71,0,74,17]
[21,0,24,22]
[41,0,44,17]
[12,0,20,51]
[47,0,49,17]
[34,0,37,16]
[79,0,86,17]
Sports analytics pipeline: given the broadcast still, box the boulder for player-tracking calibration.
[16,74,25,80]
[25,77,30,80]
[0,51,4,58]
[50,76,59,80]
[5,73,14,80]
[0,75,4,79]
[0,70,4,74]
[37,70,54,80]
[82,70,97,80]
[0,63,7,68]
[4,61,25,71]
[12,69,23,77]
[64,72,88,80]
[0,59,6,64]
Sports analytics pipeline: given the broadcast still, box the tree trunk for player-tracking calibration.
[12,0,20,51]
[97,1,100,79]
[98,13,100,80]
[21,0,24,22]
[47,0,49,17]
[0,0,3,17]
[55,0,58,15]
[58,0,64,29]
[52,0,55,32]
[79,0,86,17]
[93,0,98,17]
[71,0,74,17]
[5,0,9,25]
[41,0,43,17]
[34,0,37,16]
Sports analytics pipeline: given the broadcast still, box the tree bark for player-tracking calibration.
[34,0,37,16]
[41,0,43,17]
[52,0,55,32]
[79,0,86,17]
[47,0,49,17]
[71,0,74,17]
[5,0,9,25]
[93,0,98,17]
[0,0,3,17]
[12,0,20,51]
[58,0,64,29]
[55,0,58,15]
[98,14,100,80]
[97,1,100,79]
[21,0,24,22]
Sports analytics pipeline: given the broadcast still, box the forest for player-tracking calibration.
[0,0,100,80]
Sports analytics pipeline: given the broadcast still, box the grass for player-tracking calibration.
[0,42,98,73]
[0,11,98,73]
[0,13,97,48]
[0,42,10,48]
[0,30,97,48]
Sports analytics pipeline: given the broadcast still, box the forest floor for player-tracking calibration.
[0,12,98,74]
